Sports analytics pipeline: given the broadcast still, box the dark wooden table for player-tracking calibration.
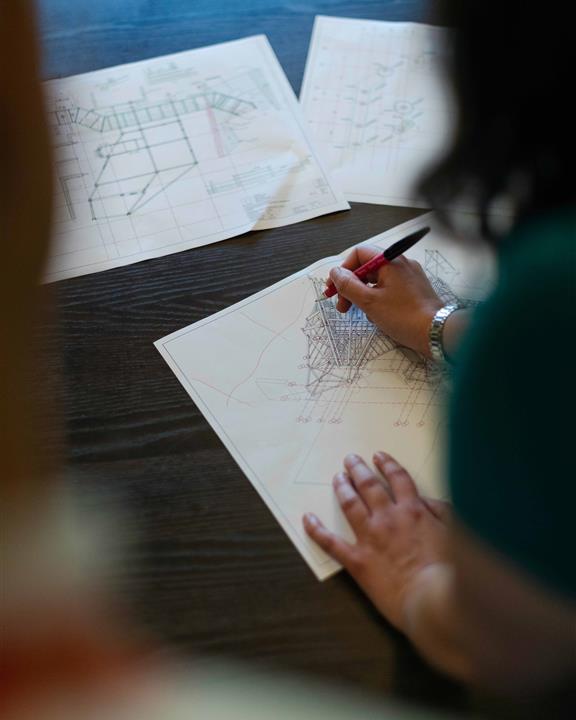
[37,0,469,713]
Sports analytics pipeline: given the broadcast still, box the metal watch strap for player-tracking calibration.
[429,303,460,364]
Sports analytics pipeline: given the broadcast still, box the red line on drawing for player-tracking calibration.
[206,105,225,158]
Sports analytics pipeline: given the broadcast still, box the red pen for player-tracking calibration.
[324,226,431,299]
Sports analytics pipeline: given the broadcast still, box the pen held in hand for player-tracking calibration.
[323,226,431,299]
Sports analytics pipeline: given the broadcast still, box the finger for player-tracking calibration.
[329,267,373,310]
[422,497,452,523]
[336,295,352,313]
[374,255,412,285]
[343,453,390,511]
[332,472,369,534]
[303,513,355,567]
[341,244,382,272]
[407,258,424,272]
[373,452,418,503]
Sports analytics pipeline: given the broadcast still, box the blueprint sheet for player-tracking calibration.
[155,213,494,579]
[45,36,349,283]
[300,17,454,207]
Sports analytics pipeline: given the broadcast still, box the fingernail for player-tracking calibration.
[332,472,347,486]
[373,451,386,463]
[304,512,318,526]
[384,461,399,474]
[344,453,359,466]
[329,267,343,281]
[338,484,356,502]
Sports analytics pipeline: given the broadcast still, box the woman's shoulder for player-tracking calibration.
[449,207,575,601]
[498,206,575,291]
[465,206,575,351]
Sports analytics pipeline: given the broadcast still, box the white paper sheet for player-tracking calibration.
[155,214,493,579]
[44,36,349,283]
[300,17,454,207]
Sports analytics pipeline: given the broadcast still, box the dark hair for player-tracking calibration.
[419,2,574,241]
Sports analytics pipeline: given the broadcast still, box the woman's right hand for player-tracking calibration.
[328,245,444,358]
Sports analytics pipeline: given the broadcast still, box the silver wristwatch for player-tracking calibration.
[428,304,460,364]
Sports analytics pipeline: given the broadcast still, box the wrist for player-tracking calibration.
[401,563,453,637]
[428,303,461,364]
[401,563,473,681]
[415,302,443,359]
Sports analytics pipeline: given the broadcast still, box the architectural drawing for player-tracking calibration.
[258,248,473,436]
[53,92,256,220]
[44,36,348,283]
[300,17,454,206]
[304,278,396,396]
[155,214,494,579]
[298,278,436,428]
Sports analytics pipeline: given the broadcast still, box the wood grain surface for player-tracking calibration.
[36,0,470,713]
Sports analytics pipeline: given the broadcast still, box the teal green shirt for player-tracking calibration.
[449,208,576,600]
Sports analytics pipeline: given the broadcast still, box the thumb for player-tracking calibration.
[329,267,372,309]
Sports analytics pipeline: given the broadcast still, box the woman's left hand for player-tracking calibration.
[303,452,450,632]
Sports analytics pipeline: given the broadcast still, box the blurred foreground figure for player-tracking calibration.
[0,3,439,719]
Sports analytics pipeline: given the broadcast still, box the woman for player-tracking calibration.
[304,1,575,694]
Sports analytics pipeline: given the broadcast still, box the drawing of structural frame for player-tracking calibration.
[256,247,477,437]
[53,91,257,220]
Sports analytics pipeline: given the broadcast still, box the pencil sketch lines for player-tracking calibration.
[334,96,424,151]
[145,62,196,85]
[88,120,198,218]
[373,59,405,88]
[57,170,87,221]
[53,92,257,220]
[303,277,396,394]
[226,285,312,408]
[294,277,438,426]
[53,92,256,133]
[271,249,474,428]
[206,158,312,196]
